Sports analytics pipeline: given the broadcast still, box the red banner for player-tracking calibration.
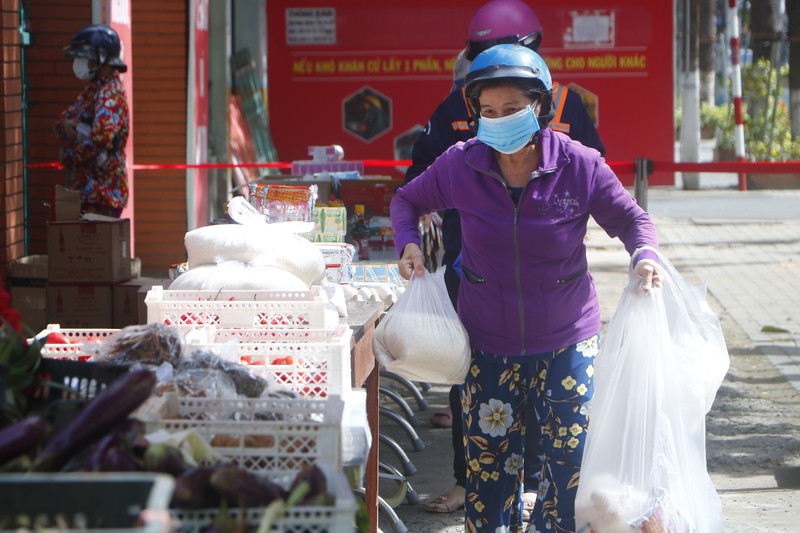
[266,0,674,185]
[189,0,210,228]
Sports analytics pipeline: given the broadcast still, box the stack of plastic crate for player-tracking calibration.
[37,283,361,531]
[142,284,360,531]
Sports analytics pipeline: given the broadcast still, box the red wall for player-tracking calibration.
[267,0,675,185]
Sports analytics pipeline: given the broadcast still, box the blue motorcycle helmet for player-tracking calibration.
[464,44,554,134]
[64,24,127,73]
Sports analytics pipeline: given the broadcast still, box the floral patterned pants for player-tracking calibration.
[461,335,598,533]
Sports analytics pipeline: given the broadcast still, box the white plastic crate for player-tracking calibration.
[195,325,353,399]
[145,286,338,330]
[171,468,356,533]
[208,325,342,343]
[37,324,121,360]
[37,323,353,399]
[144,394,343,478]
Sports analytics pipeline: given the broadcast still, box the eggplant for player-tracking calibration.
[143,442,189,477]
[0,416,50,466]
[210,464,286,507]
[115,417,149,457]
[170,466,222,509]
[288,464,329,505]
[31,369,156,472]
[84,433,142,472]
[101,444,142,471]
[84,433,118,471]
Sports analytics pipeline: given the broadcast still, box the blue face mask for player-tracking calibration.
[476,105,541,154]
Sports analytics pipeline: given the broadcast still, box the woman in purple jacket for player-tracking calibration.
[391,44,661,533]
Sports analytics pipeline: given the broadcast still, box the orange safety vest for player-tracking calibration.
[452,82,570,134]
[452,86,471,132]
[548,82,570,134]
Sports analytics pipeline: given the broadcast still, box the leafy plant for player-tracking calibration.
[715,58,800,161]
[0,285,44,424]
[700,102,729,138]
[676,101,734,140]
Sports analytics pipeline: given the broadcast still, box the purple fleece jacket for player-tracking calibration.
[391,128,659,356]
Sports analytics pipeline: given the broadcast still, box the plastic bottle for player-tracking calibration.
[352,204,370,261]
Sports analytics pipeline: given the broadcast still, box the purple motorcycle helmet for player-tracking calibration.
[466,0,543,61]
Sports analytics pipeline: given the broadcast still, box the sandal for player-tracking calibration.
[428,407,453,429]
[424,485,465,513]
[522,492,537,522]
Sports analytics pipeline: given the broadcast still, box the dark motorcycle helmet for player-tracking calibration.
[64,24,127,73]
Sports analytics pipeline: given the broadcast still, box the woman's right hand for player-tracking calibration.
[399,243,426,280]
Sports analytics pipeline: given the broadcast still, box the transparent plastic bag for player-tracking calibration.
[90,323,186,366]
[576,248,729,533]
[372,268,470,385]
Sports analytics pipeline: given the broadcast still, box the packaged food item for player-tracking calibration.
[247,184,317,225]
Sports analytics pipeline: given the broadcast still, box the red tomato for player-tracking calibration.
[46,332,72,344]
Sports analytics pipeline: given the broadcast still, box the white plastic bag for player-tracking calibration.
[372,268,470,385]
[184,223,325,286]
[575,248,729,533]
[168,262,309,291]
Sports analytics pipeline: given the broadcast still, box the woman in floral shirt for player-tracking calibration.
[55,24,129,217]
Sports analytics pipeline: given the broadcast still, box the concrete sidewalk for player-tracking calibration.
[646,189,800,394]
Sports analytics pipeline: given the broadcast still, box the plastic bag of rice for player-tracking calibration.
[184,223,325,286]
[372,267,469,384]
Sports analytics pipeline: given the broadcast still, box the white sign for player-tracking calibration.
[110,0,131,25]
[563,10,615,48]
[286,8,336,45]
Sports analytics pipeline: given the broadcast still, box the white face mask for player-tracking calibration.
[476,105,541,155]
[72,58,94,81]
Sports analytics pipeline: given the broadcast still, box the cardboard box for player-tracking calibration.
[113,277,171,328]
[47,218,132,283]
[50,186,81,222]
[338,178,403,218]
[303,232,345,243]
[314,206,347,234]
[9,255,48,279]
[8,255,48,332]
[46,283,113,328]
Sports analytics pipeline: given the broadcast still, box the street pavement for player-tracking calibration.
[646,187,800,395]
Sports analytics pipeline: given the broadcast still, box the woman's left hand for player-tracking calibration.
[635,261,662,293]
